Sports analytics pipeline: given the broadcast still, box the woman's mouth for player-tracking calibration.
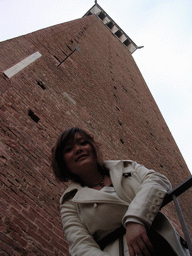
[75,154,88,162]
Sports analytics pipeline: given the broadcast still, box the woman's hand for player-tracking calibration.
[126,222,154,256]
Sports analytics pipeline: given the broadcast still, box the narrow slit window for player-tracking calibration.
[28,109,40,123]
[120,139,124,144]
[37,81,46,90]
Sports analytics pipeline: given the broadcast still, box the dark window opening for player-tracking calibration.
[98,12,105,20]
[107,22,113,29]
[120,139,124,144]
[28,109,40,123]
[121,85,128,92]
[115,30,122,38]
[123,39,131,46]
[114,94,117,99]
[37,81,46,90]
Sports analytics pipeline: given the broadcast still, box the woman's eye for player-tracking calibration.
[64,147,72,153]
[80,141,88,146]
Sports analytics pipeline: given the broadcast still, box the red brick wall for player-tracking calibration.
[0,15,191,255]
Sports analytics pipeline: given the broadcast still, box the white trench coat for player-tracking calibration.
[60,160,189,256]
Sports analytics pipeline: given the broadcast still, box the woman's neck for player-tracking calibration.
[80,168,111,189]
[80,166,104,187]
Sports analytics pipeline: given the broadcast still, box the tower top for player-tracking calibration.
[84,2,141,54]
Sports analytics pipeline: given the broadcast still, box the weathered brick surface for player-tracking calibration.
[0,14,191,255]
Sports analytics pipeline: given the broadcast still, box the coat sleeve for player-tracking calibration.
[122,161,172,229]
[60,199,111,256]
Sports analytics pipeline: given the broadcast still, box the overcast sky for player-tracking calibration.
[0,0,192,174]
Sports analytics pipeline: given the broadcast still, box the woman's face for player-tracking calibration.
[63,133,97,176]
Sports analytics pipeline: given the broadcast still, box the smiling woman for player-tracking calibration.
[62,132,109,187]
[51,127,189,256]
[51,127,109,186]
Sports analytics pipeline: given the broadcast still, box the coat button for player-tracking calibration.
[153,198,161,206]
[147,213,154,222]
[93,203,97,208]
[150,205,158,213]
[156,191,165,198]
[123,172,131,177]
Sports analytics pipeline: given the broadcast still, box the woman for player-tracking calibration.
[51,127,189,256]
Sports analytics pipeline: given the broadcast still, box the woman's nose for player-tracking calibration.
[74,145,82,154]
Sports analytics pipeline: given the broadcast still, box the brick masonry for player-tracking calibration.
[0,14,191,255]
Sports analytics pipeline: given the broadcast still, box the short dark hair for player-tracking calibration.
[51,127,108,183]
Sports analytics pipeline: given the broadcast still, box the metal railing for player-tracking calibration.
[98,176,192,255]
[161,175,192,256]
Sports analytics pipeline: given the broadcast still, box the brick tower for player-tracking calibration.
[0,3,191,255]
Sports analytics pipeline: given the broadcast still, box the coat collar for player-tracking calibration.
[72,187,129,206]
[60,160,133,205]
[105,160,133,202]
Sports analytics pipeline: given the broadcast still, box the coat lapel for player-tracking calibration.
[72,187,129,206]
[61,160,133,205]
[105,160,133,203]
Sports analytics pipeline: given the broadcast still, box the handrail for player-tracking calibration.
[98,175,192,254]
[161,176,192,208]
[161,175,192,256]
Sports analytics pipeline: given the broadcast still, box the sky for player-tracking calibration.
[0,0,192,174]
